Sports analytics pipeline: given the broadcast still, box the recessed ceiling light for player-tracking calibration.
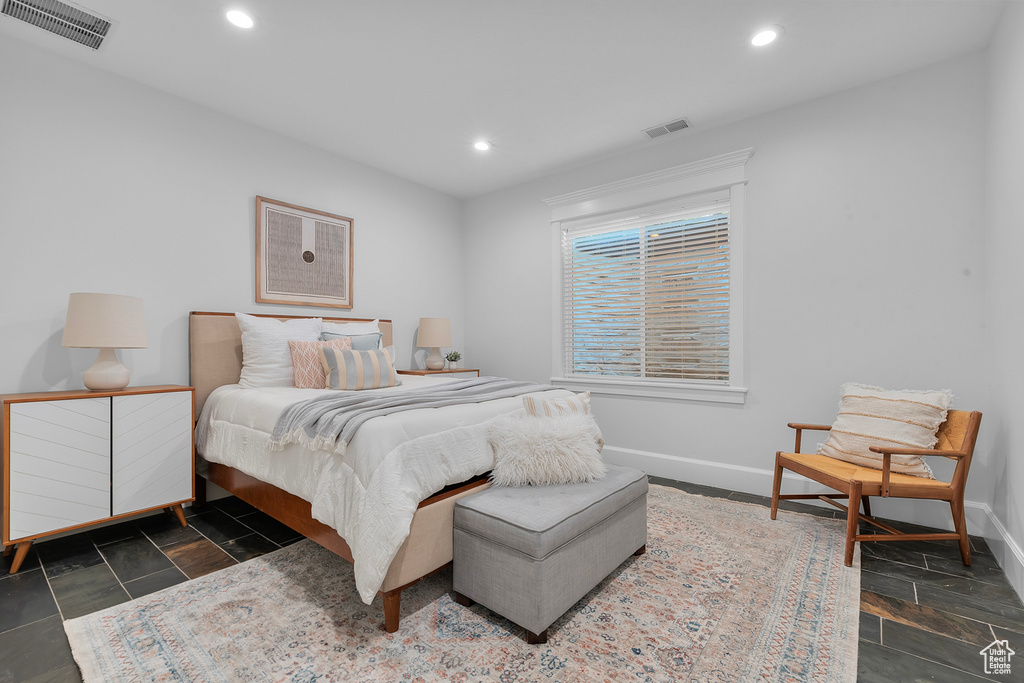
[226,10,255,28]
[751,25,783,47]
[474,141,491,151]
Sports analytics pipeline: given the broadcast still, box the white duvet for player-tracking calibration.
[195,375,570,603]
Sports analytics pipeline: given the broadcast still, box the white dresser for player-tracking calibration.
[2,385,194,573]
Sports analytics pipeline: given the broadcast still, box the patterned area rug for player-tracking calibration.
[65,486,859,682]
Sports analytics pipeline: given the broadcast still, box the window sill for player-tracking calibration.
[550,376,748,404]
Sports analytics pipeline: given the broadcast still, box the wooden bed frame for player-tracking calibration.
[189,311,489,632]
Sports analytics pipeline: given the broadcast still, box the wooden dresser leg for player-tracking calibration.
[383,590,401,633]
[9,541,32,574]
[526,628,548,645]
[170,504,188,527]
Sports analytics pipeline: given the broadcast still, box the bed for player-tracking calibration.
[189,311,563,632]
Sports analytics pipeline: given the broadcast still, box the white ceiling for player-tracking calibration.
[0,0,1005,198]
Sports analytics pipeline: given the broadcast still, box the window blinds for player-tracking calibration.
[561,198,730,383]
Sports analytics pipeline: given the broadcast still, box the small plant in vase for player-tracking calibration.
[445,350,462,370]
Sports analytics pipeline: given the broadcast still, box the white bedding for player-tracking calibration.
[195,375,570,603]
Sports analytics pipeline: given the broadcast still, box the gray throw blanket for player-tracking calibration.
[268,376,552,453]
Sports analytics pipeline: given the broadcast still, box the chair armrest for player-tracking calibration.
[787,423,832,453]
[868,445,967,459]
[867,446,963,496]
[787,423,832,431]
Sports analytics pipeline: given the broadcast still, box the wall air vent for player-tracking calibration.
[2,0,112,50]
[643,117,690,140]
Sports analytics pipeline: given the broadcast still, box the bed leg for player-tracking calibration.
[383,589,401,633]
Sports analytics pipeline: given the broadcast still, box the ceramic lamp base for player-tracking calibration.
[426,347,445,370]
[82,348,131,391]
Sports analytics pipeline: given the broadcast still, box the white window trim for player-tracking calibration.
[545,148,752,404]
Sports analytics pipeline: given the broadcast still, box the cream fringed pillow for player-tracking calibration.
[523,391,591,417]
[488,413,607,487]
[288,338,353,389]
[817,383,952,479]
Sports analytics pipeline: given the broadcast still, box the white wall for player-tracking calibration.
[465,54,996,539]
[0,36,465,394]
[984,1,1024,597]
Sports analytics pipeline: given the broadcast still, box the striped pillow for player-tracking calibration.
[288,338,353,389]
[817,383,951,478]
[319,345,402,391]
[523,391,591,417]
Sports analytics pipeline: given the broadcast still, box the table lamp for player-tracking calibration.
[417,317,451,370]
[62,293,147,391]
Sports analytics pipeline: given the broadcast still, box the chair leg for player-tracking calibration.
[950,498,972,566]
[861,495,871,518]
[770,453,784,520]
[845,481,862,567]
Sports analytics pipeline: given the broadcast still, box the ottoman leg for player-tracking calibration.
[634,544,646,556]
[526,628,548,645]
[453,591,474,607]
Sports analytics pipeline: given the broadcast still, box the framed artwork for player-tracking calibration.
[256,196,354,309]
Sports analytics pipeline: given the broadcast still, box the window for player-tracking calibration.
[546,149,751,403]
[562,200,730,382]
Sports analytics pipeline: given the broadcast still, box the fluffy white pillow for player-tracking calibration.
[235,313,322,388]
[488,413,607,487]
[817,383,952,478]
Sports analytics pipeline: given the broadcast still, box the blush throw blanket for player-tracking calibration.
[269,376,551,453]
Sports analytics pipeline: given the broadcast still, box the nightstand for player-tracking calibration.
[398,368,481,378]
[1,385,195,573]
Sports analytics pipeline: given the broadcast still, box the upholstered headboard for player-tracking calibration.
[188,311,394,416]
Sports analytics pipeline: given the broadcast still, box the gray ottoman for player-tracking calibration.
[452,464,648,643]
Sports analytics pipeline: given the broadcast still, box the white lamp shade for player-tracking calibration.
[62,293,147,349]
[416,317,451,348]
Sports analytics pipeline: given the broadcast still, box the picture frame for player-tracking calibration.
[255,196,354,309]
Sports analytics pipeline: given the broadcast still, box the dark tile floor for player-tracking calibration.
[2,481,1022,682]
[0,497,302,683]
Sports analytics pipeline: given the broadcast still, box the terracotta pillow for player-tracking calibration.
[288,338,353,389]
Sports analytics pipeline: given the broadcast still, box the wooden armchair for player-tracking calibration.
[770,410,982,566]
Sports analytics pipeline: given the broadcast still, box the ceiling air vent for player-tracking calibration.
[643,117,690,140]
[2,0,112,50]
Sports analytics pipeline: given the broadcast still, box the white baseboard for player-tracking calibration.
[603,444,1024,600]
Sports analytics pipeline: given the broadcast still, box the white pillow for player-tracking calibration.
[488,413,607,487]
[817,383,952,478]
[235,313,322,388]
[321,319,380,336]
